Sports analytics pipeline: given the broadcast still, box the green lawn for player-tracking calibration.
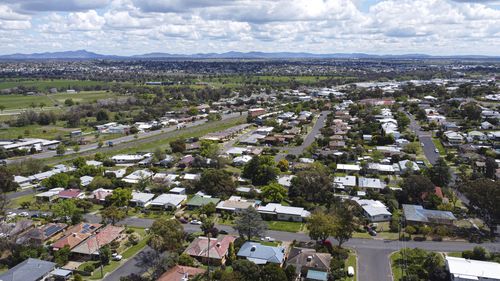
[343,251,357,281]
[390,251,403,281]
[445,252,462,258]
[432,138,446,155]
[0,79,112,90]
[8,193,36,208]
[0,91,120,110]
[0,124,74,140]
[266,221,304,232]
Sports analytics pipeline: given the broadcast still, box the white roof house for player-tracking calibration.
[257,203,310,222]
[367,163,395,173]
[445,256,500,281]
[277,175,296,188]
[334,176,357,189]
[336,164,361,172]
[233,155,253,166]
[398,160,420,172]
[85,160,103,167]
[111,154,146,164]
[80,176,94,187]
[353,199,391,222]
[123,170,153,184]
[358,177,385,190]
[130,192,155,207]
[150,194,187,210]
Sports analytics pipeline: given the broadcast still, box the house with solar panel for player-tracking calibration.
[51,223,102,251]
[15,223,67,245]
[402,204,457,226]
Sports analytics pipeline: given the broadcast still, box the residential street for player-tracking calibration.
[5,112,245,164]
[275,110,328,161]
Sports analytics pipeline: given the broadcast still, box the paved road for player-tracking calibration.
[406,111,439,165]
[6,112,245,165]
[275,110,328,161]
[103,246,155,281]
[6,188,34,200]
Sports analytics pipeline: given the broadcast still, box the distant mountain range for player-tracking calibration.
[0,49,497,60]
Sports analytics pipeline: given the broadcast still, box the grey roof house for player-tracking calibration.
[402,204,456,225]
[237,242,285,265]
[0,258,56,281]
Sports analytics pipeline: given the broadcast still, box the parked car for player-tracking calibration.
[112,253,122,261]
[190,220,202,225]
[347,266,355,276]
[178,218,188,224]
[219,230,228,235]
[19,212,29,217]
[368,229,377,236]
[260,236,276,242]
[434,149,439,153]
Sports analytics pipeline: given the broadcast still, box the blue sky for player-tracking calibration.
[0,0,499,55]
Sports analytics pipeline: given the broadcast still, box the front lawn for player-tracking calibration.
[343,251,357,281]
[266,221,304,232]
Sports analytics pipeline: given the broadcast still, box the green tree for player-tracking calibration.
[289,163,333,204]
[101,206,126,225]
[200,202,216,216]
[261,182,287,203]
[170,139,186,153]
[99,245,111,265]
[149,218,185,252]
[41,173,71,189]
[307,210,335,242]
[485,157,498,179]
[277,159,289,172]
[54,245,71,266]
[178,253,196,266]
[53,200,79,223]
[0,105,5,113]
[227,242,236,266]
[56,144,66,156]
[0,167,19,193]
[200,140,220,159]
[197,169,236,198]
[96,110,110,121]
[460,179,500,235]
[232,259,260,281]
[107,188,132,208]
[75,199,94,213]
[242,156,279,186]
[331,203,356,247]
[200,218,216,236]
[401,175,435,204]
[64,99,74,106]
[234,206,267,240]
[260,263,287,281]
[427,158,451,187]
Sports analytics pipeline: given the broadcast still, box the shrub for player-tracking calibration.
[83,263,95,273]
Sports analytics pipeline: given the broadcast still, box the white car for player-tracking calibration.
[260,236,276,242]
[112,254,122,261]
[19,212,29,217]
[190,220,202,225]
[434,149,439,153]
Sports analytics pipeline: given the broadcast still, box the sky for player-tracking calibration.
[0,0,499,56]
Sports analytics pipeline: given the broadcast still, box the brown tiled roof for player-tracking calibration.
[183,235,236,260]
[157,265,206,281]
[52,223,102,250]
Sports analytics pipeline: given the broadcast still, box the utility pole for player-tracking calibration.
[206,232,211,281]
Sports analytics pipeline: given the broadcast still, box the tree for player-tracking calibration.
[0,105,5,113]
[170,139,186,153]
[227,242,236,266]
[242,156,279,186]
[461,102,482,121]
[88,176,114,191]
[99,245,112,265]
[53,200,79,223]
[261,182,287,203]
[200,218,218,237]
[178,253,196,266]
[260,263,287,281]
[200,202,216,216]
[54,245,71,266]
[232,259,260,281]
[460,179,500,235]
[234,207,267,240]
[101,206,126,225]
[485,157,498,179]
[107,188,132,208]
[64,98,74,106]
[197,169,236,197]
[307,210,335,242]
[41,173,72,189]
[96,110,110,121]
[0,167,19,193]
[75,199,94,213]
[289,163,334,204]
[277,159,289,172]
[149,218,185,252]
[73,145,80,153]
[427,158,451,187]
[331,203,356,247]
[200,140,220,159]
[400,175,435,204]
[56,144,66,156]
[284,265,296,281]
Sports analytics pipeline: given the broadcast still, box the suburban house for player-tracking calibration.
[111,154,147,164]
[286,247,332,281]
[333,176,356,189]
[130,192,155,207]
[216,196,257,214]
[80,175,94,187]
[237,242,285,265]
[353,199,392,222]
[52,223,102,251]
[149,194,187,210]
[183,235,237,265]
[16,223,67,245]
[445,256,500,281]
[91,188,113,204]
[0,258,56,281]
[402,204,456,225]
[0,220,34,238]
[157,265,206,281]
[257,203,310,222]
[71,225,124,256]
[35,188,64,202]
[336,164,361,173]
[58,189,85,200]
[122,169,153,184]
[358,177,385,191]
[186,195,221,210]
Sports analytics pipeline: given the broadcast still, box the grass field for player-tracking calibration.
[0,79,113,90]
[0,91,121,110]
[266,221,305,232]
[0,123,74,139]
[432,138,446,155]
[343,251,357,281]
[8,193,36,209]
[390,251,403,281]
